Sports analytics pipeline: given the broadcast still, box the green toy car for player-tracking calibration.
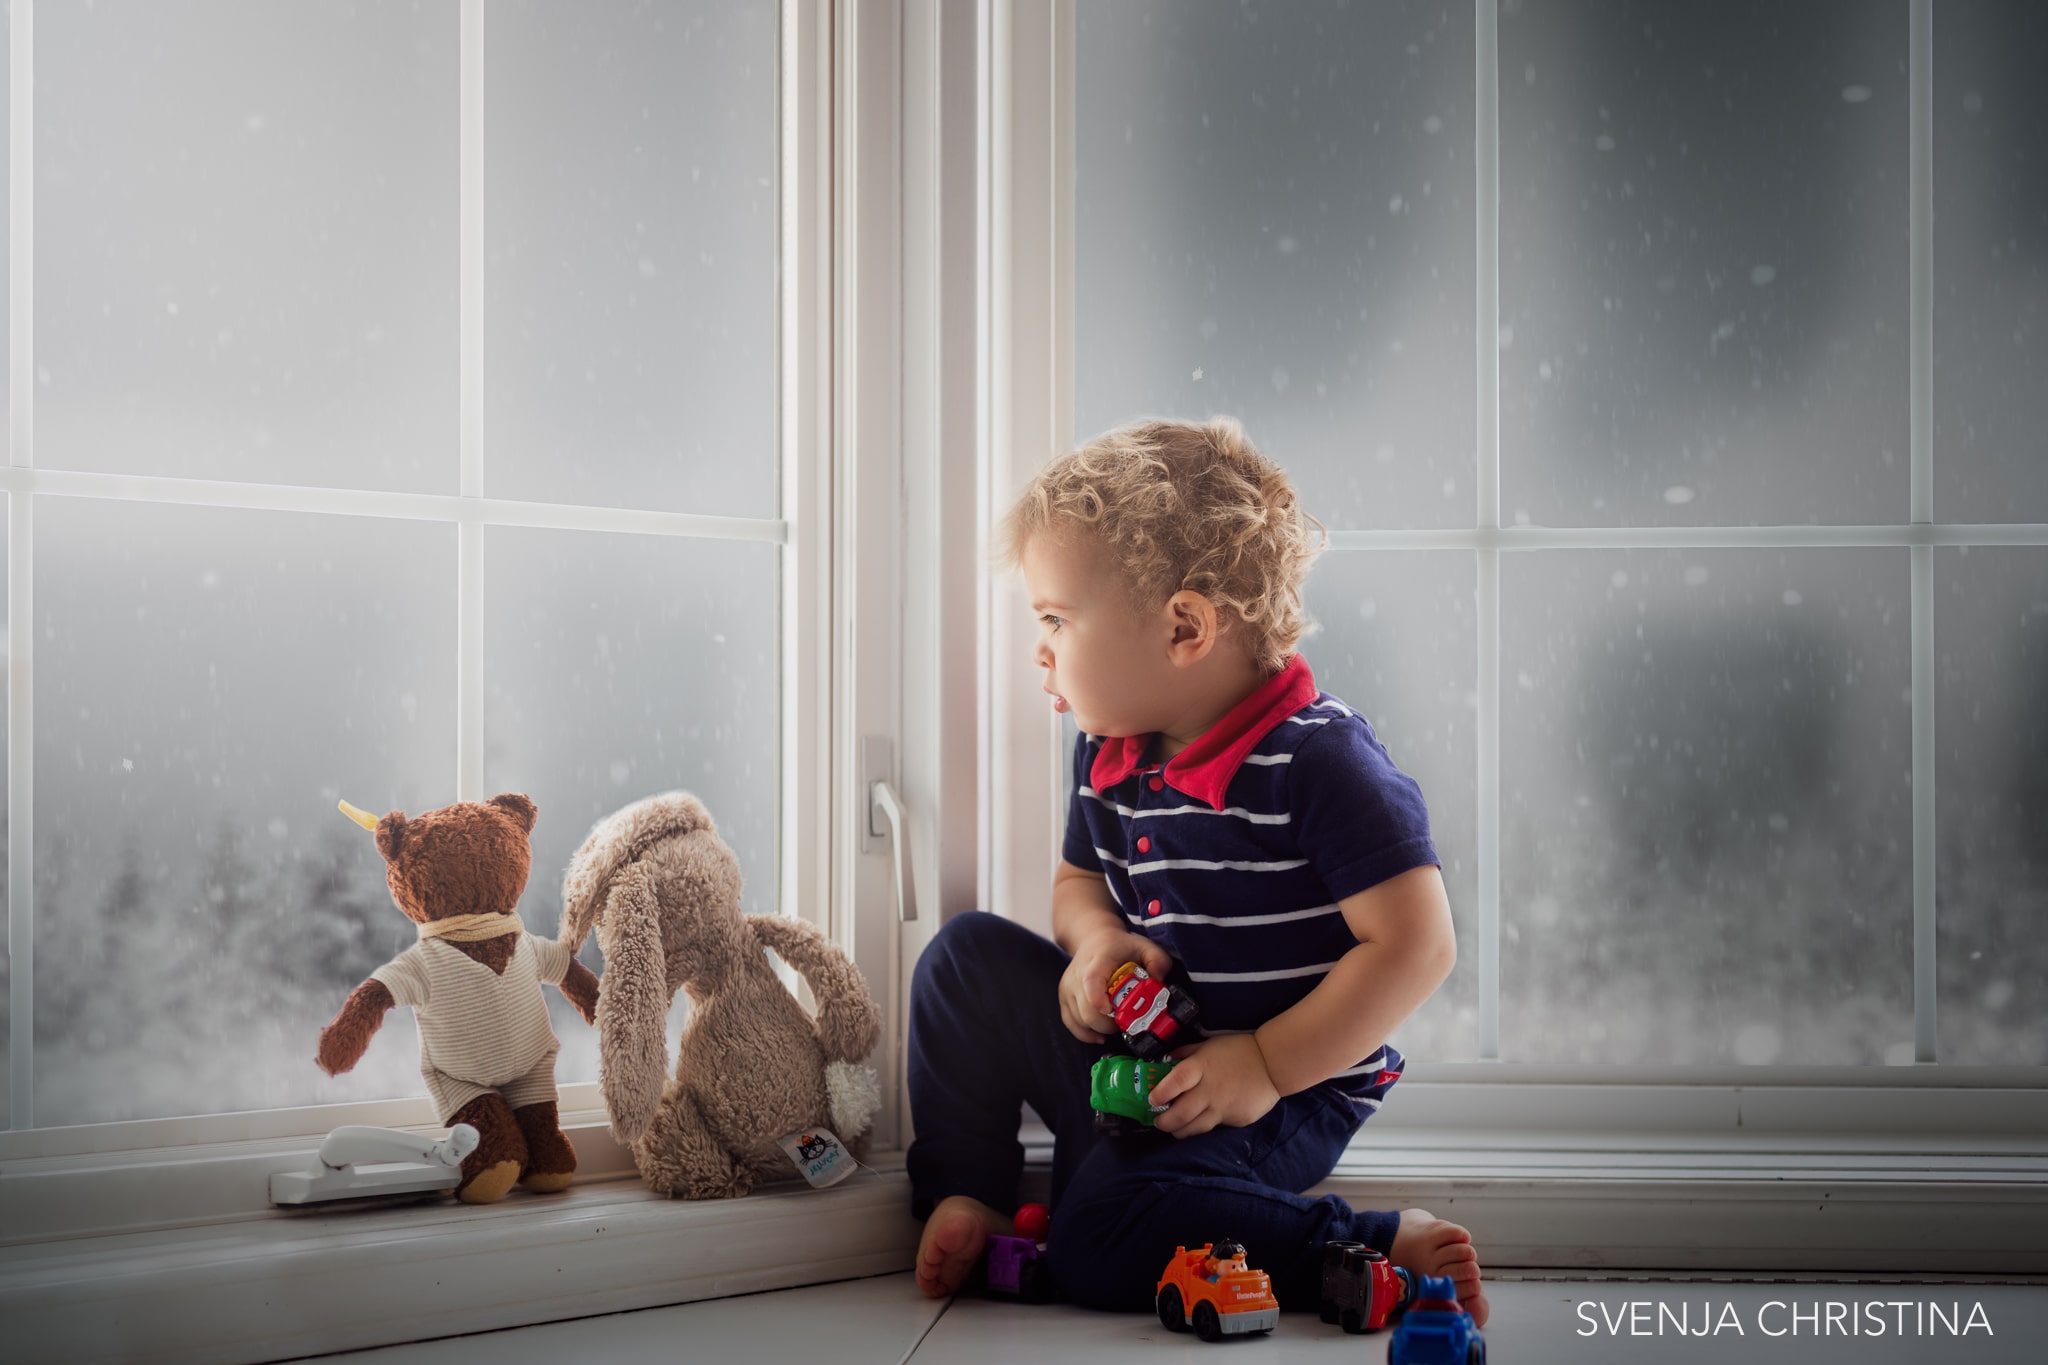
[1089,1055,1177,1136]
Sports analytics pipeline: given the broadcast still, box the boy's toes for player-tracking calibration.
[1428,1219,1474,1251]
[914,1197,1001,1299]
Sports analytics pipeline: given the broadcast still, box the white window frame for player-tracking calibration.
[0,0,861,1177]
[3,3,970,1354]
[980,0,2047,1269]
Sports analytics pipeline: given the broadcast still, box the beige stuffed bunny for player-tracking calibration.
[560,791,883,1198]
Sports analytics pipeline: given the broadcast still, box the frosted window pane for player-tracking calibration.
[32,500,458,1127]
[1935,548,2048,1064]
[1076,0,1475,530]
[1500,0,1908,527]
[1502,549,1912,1064]
[482,528,779,1085]
[1933,1,2048,523]
[1303,552,1478,1061]
[35,0,459,494]
[484,1,777,516]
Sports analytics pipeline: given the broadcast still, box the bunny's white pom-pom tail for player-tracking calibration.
[826,1061,882,1140]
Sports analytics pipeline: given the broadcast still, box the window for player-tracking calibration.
[3,0,804,1135]
[1046,0,2048,1073]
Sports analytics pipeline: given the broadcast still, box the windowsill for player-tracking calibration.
[3,1131,920,1365]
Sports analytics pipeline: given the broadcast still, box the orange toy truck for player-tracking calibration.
[1154,1240,1281,1341]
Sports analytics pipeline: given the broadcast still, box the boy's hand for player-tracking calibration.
[1058,924,1175,1045]
[1148,1034,1280,1138]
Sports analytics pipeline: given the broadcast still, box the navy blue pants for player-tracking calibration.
[906,910,1402,1312]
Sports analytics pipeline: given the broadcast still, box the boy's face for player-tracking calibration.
[1022,526,1178,739]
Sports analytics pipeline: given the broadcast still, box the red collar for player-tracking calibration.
[1088,654,1319,810]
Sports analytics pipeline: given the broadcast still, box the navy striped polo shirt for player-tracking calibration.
[1060,653,1438,1107]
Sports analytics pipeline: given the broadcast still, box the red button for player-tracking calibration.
[1147,899,1162,916]
[1149,777,1164,791]
[1136,837,1151,853]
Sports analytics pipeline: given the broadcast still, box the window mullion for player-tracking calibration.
[1909,0,1937,1062]
[1474,0,1502,1062]
[456,0,485,803]
[8,0,35,1131]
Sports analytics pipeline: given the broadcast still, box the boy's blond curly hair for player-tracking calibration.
[992,416,1327,677]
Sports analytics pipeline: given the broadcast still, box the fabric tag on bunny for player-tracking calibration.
[779,1127,854,1188]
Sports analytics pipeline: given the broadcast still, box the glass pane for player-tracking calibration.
[1935,548,2048,1064]
[1933,1,2048,523]
[36,0,459,493]
[1076,0,1476,530]
[1500,0,1908,527]
[32,499,457,1127]
[483,0,778,516]
[1304,551,1478,1061]
[1502,549,1912,1064]
[483,527,780,1084]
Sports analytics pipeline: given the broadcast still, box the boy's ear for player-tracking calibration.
[487,792,539,835]
[375,812,408,865]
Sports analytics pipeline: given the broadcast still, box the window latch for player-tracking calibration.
[863,734,917,923]
[869,778,917,923]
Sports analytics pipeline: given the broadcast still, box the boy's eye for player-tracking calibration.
[1039,614,1065,632]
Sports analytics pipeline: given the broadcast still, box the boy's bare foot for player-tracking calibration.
[915,1195,1014,1298]
[1389,1206,1489,1327]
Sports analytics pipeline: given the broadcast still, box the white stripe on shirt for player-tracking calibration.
[1331,1052,1387,1078]
[1120,902,1342,929]
[1130,856,1311,875]
[1186,960,1340,983]
[1081,787,1292,825]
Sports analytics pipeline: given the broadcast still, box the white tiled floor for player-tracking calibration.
[320,1271,2048,1364]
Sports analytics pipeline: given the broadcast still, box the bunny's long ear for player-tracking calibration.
[746,914,881,1065]
[595,864,672,1143]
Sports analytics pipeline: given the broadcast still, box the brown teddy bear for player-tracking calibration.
[316,792,600,1204]
[561,791,882,1198]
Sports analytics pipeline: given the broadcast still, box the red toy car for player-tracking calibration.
[1105,961,1200,1060]
[1319,1239,1415,1332]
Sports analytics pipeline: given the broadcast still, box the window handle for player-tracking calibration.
[868,779,918,922]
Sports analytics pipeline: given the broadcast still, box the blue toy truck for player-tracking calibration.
[1387,1274,1485,1365]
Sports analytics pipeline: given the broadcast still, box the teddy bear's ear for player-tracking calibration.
[487,792,538,835]
[375,811,408,864]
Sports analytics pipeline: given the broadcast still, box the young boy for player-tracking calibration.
[907,417,1487,1325]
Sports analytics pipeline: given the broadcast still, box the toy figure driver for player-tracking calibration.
[1203,1240,1249,1282]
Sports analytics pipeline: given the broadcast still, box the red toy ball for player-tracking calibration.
[1013,1202,1051,1242]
